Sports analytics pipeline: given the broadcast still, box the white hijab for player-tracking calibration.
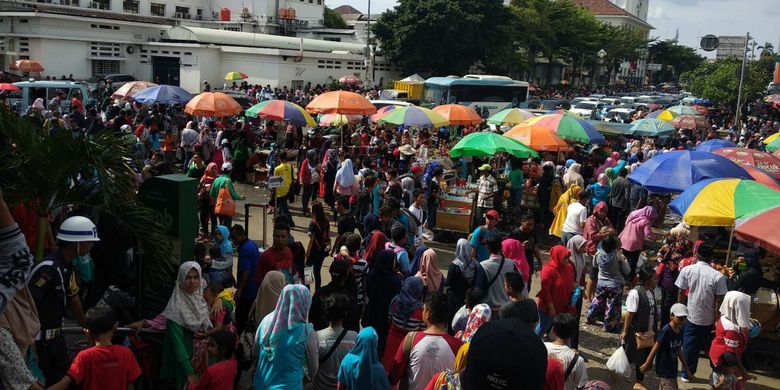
[336,158,356,187]
[720,290,751,329]
[161,262,212,332]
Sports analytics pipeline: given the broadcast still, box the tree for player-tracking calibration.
[323,7,347,29]
[373,0,512,75]
[680,56,774,107]
[758,42,775,58]
[648,40,705,83]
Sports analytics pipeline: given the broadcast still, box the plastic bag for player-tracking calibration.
[637,251,647,268]
[606,346,632,379]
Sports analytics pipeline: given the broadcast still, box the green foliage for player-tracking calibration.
[680,56,774,105]
[323,7,347,29]
[0,108,176,282]
[648,40,705,83]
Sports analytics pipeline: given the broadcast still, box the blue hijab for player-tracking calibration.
[337,327,390,390]
[409,244,429,276]
[215,225,233,257]
[388,276,425,326]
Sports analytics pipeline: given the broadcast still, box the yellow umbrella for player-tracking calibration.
[764,132,780,145]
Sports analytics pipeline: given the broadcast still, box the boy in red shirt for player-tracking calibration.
[48,306,141,390]
[188,329,238,390]
[255,223,297,283]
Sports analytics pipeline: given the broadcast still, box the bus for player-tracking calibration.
[421,75,530,118]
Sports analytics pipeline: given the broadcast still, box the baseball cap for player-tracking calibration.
[464,318,547,390]
[486,210,500,220]
[670,303,688,318]
[411,165,423,174]
[478,163,492,171]
[221,162,233,171]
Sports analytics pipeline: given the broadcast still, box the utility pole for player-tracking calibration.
[735,32,750,131]
[365,0,372,87]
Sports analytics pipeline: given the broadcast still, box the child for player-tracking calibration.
[504,271,527,301]
[49,306,141,390]
[187,329,238,390]
[201,281,236,336]
[711,352,740,390]
[640,303,692,390]
[451,287,483,334]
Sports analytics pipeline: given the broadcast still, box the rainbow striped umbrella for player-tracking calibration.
[224,71,248,80]
[524,113,605,144]
[670,178,780,226]
[379,106,449,128]
[646,109,677,121]
[246,100,315,126]
[318,113,363,127]
[486,108,537,126]
[766,137,780,153]
[370,105,400,123]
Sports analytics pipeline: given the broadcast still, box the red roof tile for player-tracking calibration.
[333,5,363,15]
[572,0,635,18]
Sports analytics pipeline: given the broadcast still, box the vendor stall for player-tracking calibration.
[436,185,477,234]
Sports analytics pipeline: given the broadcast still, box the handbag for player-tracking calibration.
[215,187,236,217]
[635,330,655,350]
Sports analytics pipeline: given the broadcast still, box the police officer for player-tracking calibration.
[28,215,98,386]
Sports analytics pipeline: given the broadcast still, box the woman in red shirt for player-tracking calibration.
[536,245,576,337]
[710,291,756,382]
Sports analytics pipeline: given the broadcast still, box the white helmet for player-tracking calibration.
[56,216,100,242]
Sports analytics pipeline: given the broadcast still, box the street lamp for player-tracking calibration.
[598,49,607,86]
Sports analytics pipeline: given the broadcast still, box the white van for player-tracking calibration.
[10,80,96,114]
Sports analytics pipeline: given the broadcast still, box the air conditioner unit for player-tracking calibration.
[89,2,99,8]
[175,12,184,18]
[184,13,191,19]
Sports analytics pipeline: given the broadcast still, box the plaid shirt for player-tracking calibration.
[477,174,498,208]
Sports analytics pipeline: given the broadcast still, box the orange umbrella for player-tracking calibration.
[11,59,44,72]
[184,92,243,116]
[306,90,377,115]
[504,124,572,152]
[111,81,157,99]
[432,104,482,126]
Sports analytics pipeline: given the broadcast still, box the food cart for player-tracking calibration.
[436,186,477,234]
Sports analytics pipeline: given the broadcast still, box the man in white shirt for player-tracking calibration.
[674,243,728,382]
[545,313,588,390]
[561,192,590,245]
[408,190,426,227]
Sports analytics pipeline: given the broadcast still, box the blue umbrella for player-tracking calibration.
[629,118,676,137]
[694,139,737,153]
[627,150,751,194]
[132,85,194,105]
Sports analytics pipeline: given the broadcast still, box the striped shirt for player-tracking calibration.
[477,175,498,208]
[352,259,368,306]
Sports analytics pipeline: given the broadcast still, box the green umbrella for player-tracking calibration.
[767,137,780,153]
[486,108,537,126]
[666,105,700,116]
[450,131,539,158]
[629,118,676,137]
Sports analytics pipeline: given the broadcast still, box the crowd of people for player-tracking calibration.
[1,79,779,390]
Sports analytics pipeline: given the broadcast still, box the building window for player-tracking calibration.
[317,0,322,4]
[123,0,139,13]
[61,0,79,5]
[324,37,341,42]
[91,59,119,76]
[196,9,203,19]
[150,3,165,16]
[175,6,189,18]
[90,0,110,10]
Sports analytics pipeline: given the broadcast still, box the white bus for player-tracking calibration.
[421,75,531,118]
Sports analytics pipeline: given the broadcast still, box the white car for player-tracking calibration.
[569,101,605,119]
[602,107,636,123]
[599,98,621,106]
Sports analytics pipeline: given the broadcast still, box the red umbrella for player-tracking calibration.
[670,114,709,131]
[0,83,19,91]
[713,147,780,179]
[742,165,780,191]
[338,75,363,85]
[736,206,780,255]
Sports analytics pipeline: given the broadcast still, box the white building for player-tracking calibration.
[0,0,400,91]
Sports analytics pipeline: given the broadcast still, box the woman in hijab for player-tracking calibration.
[409,244,428,276]
[502,238,530,297]
[320,149,339,217]
[455,304,492,342]
[381,276,427,370]
[537,163,556,228]
[562,163,584,189]
[197,162,219,237]
[209,225,234,286]
[362,230,387,267]
[583,201,614,257]
[446,238,480,319]
[334,158,359,197]
[536,245,575,337]
[566,235,588,349]
[160,262,212,389]
[299,149,320,216]
[709,291,755,382]
[337,327,391,390]
[587,173,611,206]
[595,157,615,177]
[618,205,656,280]
[252,271,288,328]
[549,184,583,238]
[364,250,402,354]
[253,284,318,389]
[415,248,444,293]
[587,236,630,332]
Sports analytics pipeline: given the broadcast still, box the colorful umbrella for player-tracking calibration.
[306,90,377,115]
[646,109,677,121]
[338,75,363,85]
[450,131,539,158]
[666,105,700,116]
[736,206,780,254]
[712,147,780,179]
[131,85,193,105]
[669,115,709,131]
[767,137,780,153]
[318,113,363,127]
[694,139,737,153]
[742,166,780,191]
[487,108,537,126]
[432,104,482,126]
[628,150,750,194]
[503,124,571,152]
[669,178,780,226]
[763,94,780,105]
[11,60,44,72]
[111,81,157,99]
[370,105,400,123]
[524,113,605,144]
[0,83,19,91]
[224,71,248,80]
[379,106,449,128]
[763,132,780,144]
[245,99,316,126]
[629,118,676,137]
[692,105,709,115]
[184,92,243,116]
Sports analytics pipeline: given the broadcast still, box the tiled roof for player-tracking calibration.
[333,5,362,15]
[573,0,635,18]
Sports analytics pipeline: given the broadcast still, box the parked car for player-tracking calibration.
[569,101,606,119]
[602,107,636,123]
[599,97,621,106]
[10,80,96,114]
[570,96,598,106]
[86,73,136,94]
[214,89,253,109]
[529,99,569,110]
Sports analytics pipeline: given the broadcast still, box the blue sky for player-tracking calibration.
[329,0,779,58]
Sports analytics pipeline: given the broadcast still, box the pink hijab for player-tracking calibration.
[415,248,443,292]
[596,157,616,176]
[502,239,530,284]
